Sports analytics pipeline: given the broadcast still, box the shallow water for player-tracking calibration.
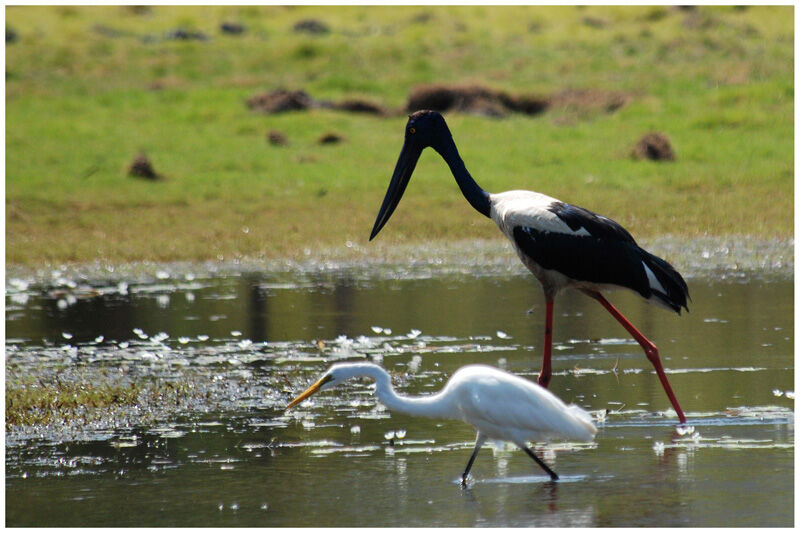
[5,269,794,526]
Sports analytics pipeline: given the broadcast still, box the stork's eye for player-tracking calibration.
[409,127,416,134]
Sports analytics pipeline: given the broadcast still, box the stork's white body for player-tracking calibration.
[490,190,578,296]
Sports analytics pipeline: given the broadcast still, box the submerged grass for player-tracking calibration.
[6,6,794,266]
[6,379,143,428]
[5,372,198,431]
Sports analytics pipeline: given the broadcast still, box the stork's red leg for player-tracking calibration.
[538,299,554,388]
[586,291,687,424]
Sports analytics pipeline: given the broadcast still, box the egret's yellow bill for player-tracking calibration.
[285,374,331,409]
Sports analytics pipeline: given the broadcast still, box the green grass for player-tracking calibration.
[6,6,794,266]
[5,371,203,429]
[5,378,143,428]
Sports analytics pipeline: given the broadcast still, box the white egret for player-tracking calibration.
[369,110,689,424]
[286,362,597,483]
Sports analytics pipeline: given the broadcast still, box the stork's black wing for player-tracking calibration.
[512,202,689,313]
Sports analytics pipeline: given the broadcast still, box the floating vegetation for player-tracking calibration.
[6,378,143,428]
[6,310,792,446]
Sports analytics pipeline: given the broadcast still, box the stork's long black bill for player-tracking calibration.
[369,142,423,241]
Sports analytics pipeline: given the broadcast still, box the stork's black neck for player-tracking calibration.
[436,139,491,219]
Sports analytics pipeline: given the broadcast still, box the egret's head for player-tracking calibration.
[285,364,361,409]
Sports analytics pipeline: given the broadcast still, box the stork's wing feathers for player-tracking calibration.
[547,201,636,243]
[511,200,689,313]
[513,225,648,293]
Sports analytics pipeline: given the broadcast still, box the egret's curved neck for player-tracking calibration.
[436,138,492,219]
[344,363,455,419]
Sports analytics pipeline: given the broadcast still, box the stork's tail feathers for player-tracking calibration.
[641,251,690,314]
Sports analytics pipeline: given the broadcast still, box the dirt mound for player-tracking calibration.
[220,22,245,35]
[293,19,330,35]
[267,130,288,146]
[123,5,151,15]
[247,90,385,116]
[331,99,387,116]
[246,85,627,120]
[632,132,675,161]
[549,89,630,114]
[164,28,208,41]
[499,93,549,115]
[582,16,608,29]
[317,132,344,145]
[406,84,547,117]
[246,90,313,114]
[128,153,160,180]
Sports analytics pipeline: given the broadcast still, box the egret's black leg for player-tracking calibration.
[461,447,480,485]
[462,434,486,485]
[521,446,559,481]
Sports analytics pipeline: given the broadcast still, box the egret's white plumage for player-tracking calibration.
[441,364,596,443]
[286,362,596,482]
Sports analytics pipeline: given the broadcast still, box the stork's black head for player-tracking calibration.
[403,110,453,154]
[369,110,455,240]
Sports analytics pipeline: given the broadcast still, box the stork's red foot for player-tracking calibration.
[537,372,551,388]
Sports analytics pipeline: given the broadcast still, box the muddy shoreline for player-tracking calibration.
[6,236,794,291]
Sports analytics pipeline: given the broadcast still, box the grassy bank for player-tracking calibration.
[6,6,793,266]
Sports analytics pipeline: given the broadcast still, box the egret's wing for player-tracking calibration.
[454,368,596,443]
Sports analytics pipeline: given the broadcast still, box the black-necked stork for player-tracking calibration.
[369,110,689,425]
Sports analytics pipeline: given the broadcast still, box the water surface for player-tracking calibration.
[5,269,794,526]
